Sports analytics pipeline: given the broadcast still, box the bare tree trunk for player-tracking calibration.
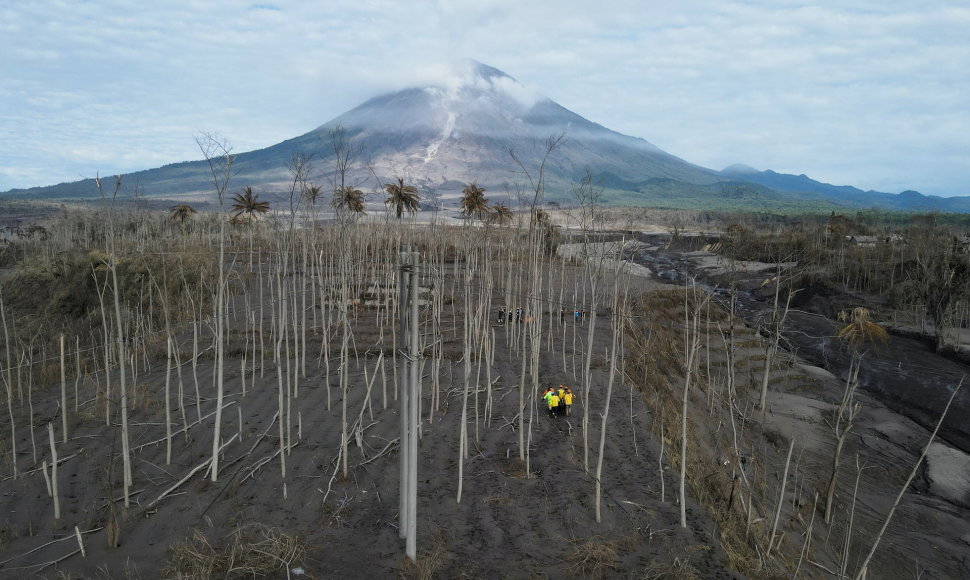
[109,249,132,507]
[47,422,60,520]
[759,266,793,411]
[582,303,597,471]
[853,378,963,580]
[458,260,472,502]
[767,438,794,555]
[841,456,863,579]
[211,214,226,482]
[60,335,67,443]
[165,336,173,465]
[594,265,623,522]
[340,298,350,477]
[679,282,707,528]
[196,133,234,483]
[793,492,818,578]
[0,289,15,478]
[75,336,81,414]
[27,350,37,463]
[188,320,200,424]
[276,328,288,500]
[825,355,861,524]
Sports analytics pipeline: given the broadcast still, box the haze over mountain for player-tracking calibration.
[4,60,969,213]
[718,164,970,213]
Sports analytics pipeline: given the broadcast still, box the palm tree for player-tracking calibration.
[488,202,514,226]
[459,182,489,220]
[169,204,197,223]
[303,184,323,205]
[531,208,559,255]
[230,186,271,223]
[384,177,420,219]
[332,186,366,216]
[822,306,887,523]
[230,187,270,273]
[836,307,888,349]
[531,208,550,227]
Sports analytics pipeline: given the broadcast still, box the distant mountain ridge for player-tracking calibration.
[3,59,969,213]
[718,165,970,212]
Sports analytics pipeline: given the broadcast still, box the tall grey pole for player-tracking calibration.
[398,255,409,541]
[407,253,420,559]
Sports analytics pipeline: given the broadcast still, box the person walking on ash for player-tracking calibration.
[547,389,561,417]
[541,386,554,416]
[562,386,574,416]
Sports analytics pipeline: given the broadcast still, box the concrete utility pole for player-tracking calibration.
[398,256,409,543]
[398,249,420,560]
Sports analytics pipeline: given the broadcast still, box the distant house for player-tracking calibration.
[845,235,879,247]
[844,233,906,246]
[885,233,906,244]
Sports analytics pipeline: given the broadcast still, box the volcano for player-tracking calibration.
[5,60,970,212]
[307,60,721,197]
[0,60,719,205]
[208,59,722,206]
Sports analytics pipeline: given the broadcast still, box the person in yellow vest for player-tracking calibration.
[547,390,560,417]
[557,385,567,415]
[541,386,554,412]
[562,386,574,416]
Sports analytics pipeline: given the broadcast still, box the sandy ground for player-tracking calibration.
[3,229,969,579]
[653,240,970,579]
[530,236,970,578]
[0,259,738,579]
[925,442,970,508]
[685,252,797,277]
[557,241,654,279]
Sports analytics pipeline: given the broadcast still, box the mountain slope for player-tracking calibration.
[3,59,969,213]
[0,60,720,202]
[719,165,970,212]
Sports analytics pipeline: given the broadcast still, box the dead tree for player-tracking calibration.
[853,377,963,579]
[825,307,887,523]
[758,262,796,412]
[196,133,235,482]
[680,280,710,528]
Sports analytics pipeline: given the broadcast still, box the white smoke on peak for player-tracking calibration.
[489,75,542,107]
[411,60,542,108]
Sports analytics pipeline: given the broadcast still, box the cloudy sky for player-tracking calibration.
[2,0,968,196]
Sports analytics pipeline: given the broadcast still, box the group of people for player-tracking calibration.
[497,307,589,325]
[542,384,574,417]
[558,308,588,323]
[497,307,525,324]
